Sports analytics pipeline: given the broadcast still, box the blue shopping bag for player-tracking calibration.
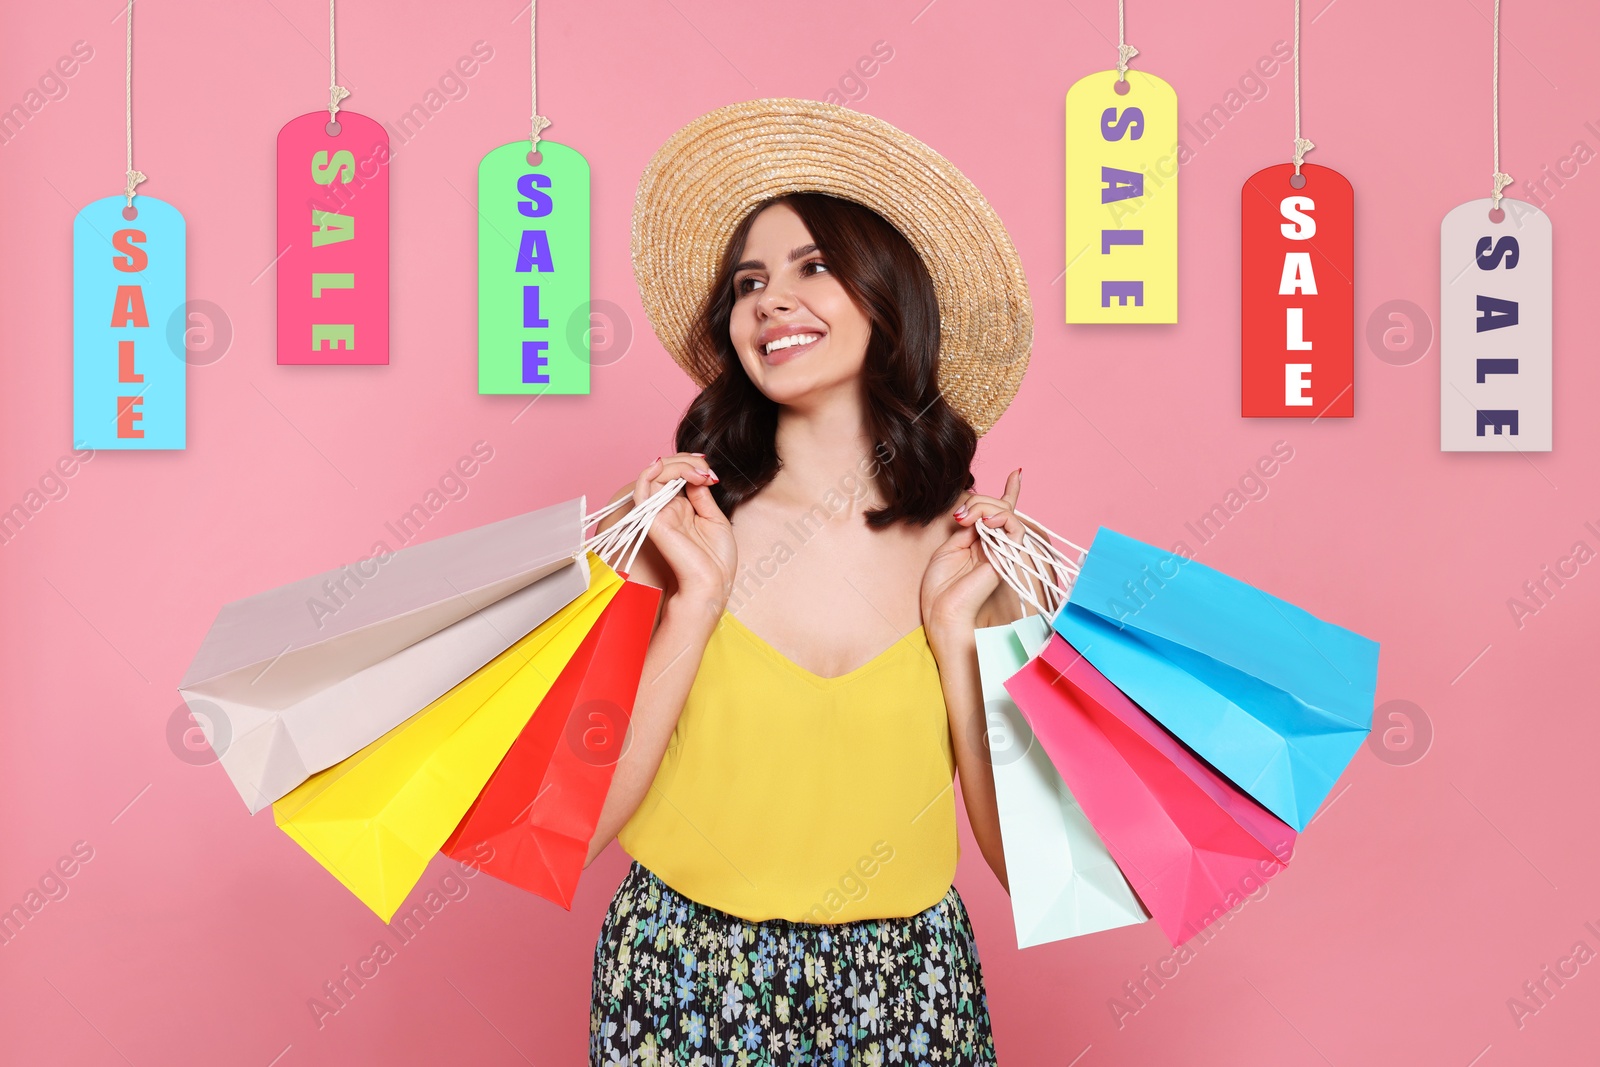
[1053,527,1379,831]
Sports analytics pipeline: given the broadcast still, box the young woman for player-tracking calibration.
[583,98,1037,1066]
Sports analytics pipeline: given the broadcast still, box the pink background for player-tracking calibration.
[3,1,1597,1063]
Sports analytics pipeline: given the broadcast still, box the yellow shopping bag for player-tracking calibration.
[274,551,623,921]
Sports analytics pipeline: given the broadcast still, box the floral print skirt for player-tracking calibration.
[590,859,998,1066]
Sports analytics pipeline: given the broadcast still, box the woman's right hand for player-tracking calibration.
[632,453,737,610]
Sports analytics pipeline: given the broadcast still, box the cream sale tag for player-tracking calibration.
[1064,70,1178,323]
[1439,198,1552,451]
[72,196,187,449]
[276,111,390,365]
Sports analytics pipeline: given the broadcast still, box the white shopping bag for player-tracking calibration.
[179,497,590,812]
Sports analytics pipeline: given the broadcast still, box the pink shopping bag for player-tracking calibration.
[1005,631,1297,946]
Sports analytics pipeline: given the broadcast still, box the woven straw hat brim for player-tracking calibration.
[630,97,1032,436]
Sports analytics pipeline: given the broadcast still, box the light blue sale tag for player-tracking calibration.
[73,195,187,449]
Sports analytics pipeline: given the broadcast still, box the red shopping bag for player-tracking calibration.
[1005,631,1297,946]
[442,579,659,907]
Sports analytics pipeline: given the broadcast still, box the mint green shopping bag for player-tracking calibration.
[978,614,1149,948]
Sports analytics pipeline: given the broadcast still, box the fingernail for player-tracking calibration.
[691,452,706,457]
[954,505,968,518]
[694,467,712,477]
[708,472,720,484]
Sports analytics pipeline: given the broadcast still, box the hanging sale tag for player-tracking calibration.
[478,140,591,395]
[72,196,187,449]
[1439,198,1552,451]
[1064,70,1178,323]
[1241,163,1354,418]
[275,111,389,365]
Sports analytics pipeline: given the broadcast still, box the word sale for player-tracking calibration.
[1277,196,1319,408]
[514,172,555,384]
[108,229,152,438]
[307,149,361,359]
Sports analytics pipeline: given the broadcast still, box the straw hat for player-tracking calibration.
[630,97,1032,436]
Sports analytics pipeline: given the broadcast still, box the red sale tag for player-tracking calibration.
[1241,163,1353,418]
[275,111,390,365]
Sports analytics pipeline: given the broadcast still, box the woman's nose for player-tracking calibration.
[757,280,795,314]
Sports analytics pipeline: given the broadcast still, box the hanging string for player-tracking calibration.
[1291,0,1315,174]
[1490,0,1513,208]
[529,0,551,154]
[327,0,350,123]
[122,0,145,206]
[1115,0,1138,82]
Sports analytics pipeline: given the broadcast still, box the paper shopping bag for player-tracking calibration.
[442,578,660,908]
[273,552,624,922]
[180,497,590,812]
[977,615,1148,948]
[1057,526,1379,831]
[1006,631,1296,947]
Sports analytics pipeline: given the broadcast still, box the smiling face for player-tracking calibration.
[727,201,874,408]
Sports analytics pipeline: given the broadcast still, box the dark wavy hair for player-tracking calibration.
[673,192,976,528]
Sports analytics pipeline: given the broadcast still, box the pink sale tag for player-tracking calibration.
[275,111,389,365]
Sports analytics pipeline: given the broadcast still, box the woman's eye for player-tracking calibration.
[735,261,826,296]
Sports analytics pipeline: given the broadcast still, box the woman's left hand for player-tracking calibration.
[920,468,1025,647]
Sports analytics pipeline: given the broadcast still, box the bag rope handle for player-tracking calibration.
[975,511,1089,619]
[578,478,687,577]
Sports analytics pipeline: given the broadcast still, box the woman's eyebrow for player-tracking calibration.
[732,243,819,273]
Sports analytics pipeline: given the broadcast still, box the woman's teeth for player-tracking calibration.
[763,333,821,355]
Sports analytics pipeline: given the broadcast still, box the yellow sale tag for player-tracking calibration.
[1064,70,1179,323]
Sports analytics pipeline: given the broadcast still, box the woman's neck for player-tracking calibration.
[769,391,884,513]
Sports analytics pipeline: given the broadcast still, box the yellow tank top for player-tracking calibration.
[618,609,959,924]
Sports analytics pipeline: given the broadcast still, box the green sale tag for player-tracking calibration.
[477,140,591,394]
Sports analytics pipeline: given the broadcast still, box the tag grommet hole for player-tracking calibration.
[1114,79,1130,95]
[527,149,543,166]
[326,120,342,136]
[122,205,138,220]
[1488,207,1505,224]
[1290,174,1307,189]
